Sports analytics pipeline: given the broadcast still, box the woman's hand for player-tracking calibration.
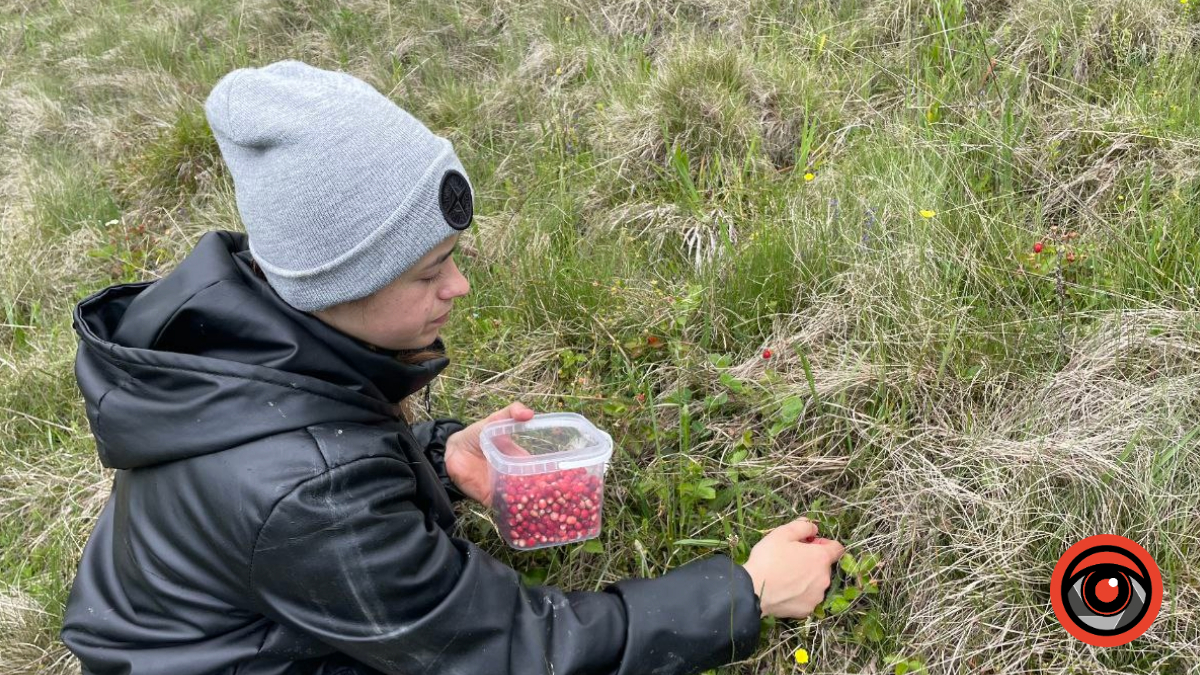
[740,517,846,619]
[444,402,535,508]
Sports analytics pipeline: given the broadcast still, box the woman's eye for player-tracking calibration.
[421,255,454,282]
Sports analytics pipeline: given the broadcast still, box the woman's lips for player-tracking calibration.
[431,311,450,325]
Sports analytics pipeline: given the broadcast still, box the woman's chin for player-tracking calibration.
[379,331,440,352]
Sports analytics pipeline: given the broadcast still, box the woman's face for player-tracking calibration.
[312,234,470,350]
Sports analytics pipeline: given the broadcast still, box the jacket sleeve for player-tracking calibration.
[409,417,469,503]
[248,457,762,675]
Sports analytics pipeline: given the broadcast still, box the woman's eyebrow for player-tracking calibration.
[423,243,458,271]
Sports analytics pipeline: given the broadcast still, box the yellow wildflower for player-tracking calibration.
[919,209,936,219]
[555,67,563,76]
[794,648,810,665]
[804,172,815,181]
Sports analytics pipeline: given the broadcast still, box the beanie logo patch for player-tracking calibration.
[439,170,473,230]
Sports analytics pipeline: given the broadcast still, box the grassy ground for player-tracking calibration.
[2,0,1199,673]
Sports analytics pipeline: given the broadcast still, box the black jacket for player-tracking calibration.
[61,230,762,675]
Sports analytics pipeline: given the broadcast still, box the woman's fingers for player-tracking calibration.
[816,538,847,561]
[477,402,537,457]
[485,401,535,424]
[507,401,535,419]
[771,518,818,543]
[492,435,531,457]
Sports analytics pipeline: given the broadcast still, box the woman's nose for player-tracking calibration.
[443,261,470,298]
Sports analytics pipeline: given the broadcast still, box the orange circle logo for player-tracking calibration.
[1050,534,1161,646]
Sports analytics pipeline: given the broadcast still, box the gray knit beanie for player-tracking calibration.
[203,59,474,312]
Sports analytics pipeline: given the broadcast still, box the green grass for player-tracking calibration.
[2,0,1199,673]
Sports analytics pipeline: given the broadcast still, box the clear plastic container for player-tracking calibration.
[480,412,613,550]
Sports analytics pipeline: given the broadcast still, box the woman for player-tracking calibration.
[61,59,845,675]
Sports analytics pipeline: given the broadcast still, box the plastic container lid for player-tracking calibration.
[480,412,613,474]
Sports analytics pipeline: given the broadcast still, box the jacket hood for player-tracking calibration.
[72,229,450,469]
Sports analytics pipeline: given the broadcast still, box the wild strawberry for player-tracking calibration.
[1033,242,1044,254]
[762,348,772,359]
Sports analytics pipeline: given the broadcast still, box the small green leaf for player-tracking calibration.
[778,395,805,423]
[718,372,745,393]
[895,663,909,675]
[582,540,605,554]
[601,402,628,416]
[864,580,879,594]
[708,353,732,368]
[858,611,884,642]
[844,586,860,601]
[839,553,859,575]
[661,386,693,404]
[859,553,879,573]
[521,567,548,587]
[704,392,728,412]
[830,597,850,614]
[925,99,941,124]
[729,449,748,465]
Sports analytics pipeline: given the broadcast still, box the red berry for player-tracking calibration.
[1033,242,1044,253]
[496,468,604,546]
[762,349,772,359]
